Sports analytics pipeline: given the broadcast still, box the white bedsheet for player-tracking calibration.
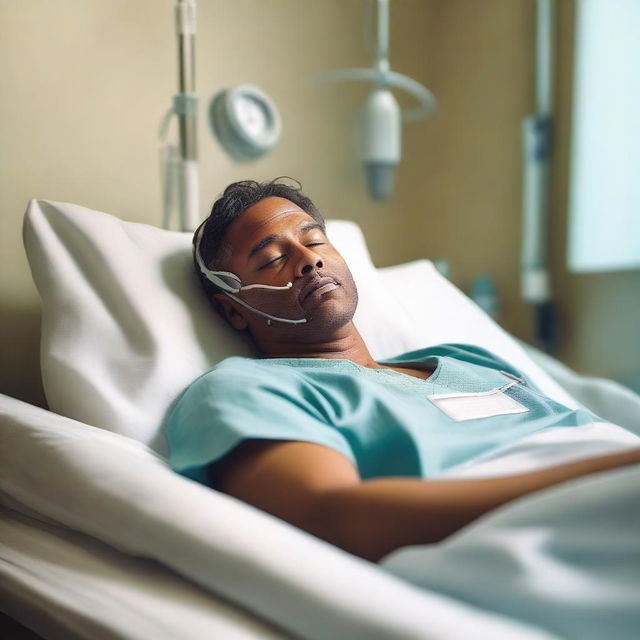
[382,463,640,640]
[437,421,640,479]
[0,507,287,640]
[4,390,640,639]
[1,393,557,640]
[372,421,640,639]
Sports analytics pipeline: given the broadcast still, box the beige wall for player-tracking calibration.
[1,0,638,408]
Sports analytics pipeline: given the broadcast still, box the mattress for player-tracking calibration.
[0,506,288,640]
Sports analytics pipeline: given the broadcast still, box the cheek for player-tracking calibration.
[332,257,357,290]
[343,271,359,306]
[236,286,306,322]
[326,249,351,276]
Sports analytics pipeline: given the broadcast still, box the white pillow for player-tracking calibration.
[23,200,394,453]
[375,261,579,409]
[23,199,578,455]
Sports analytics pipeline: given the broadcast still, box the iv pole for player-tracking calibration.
[160,0,200,232]
[159,1,281,229]
[521,0,556,351]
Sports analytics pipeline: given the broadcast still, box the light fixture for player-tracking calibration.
[316,0,436,201]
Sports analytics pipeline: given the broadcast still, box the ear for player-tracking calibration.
[213,293,249,331]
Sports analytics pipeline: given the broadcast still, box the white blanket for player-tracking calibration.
[0,507,287,640]
[378,421,640,639]
[1,394,558,640]
[4,393,640,639]
[382,463,640,640]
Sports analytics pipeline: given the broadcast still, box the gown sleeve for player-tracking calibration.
[164,362,356,485]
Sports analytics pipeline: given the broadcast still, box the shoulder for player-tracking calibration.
[181,356,293,397]
[435,343,530,381]
[199,355,293,382]
[385,342,503,363]
[387,343,523,374]
[173,356,334,414]
[165,357,303,435]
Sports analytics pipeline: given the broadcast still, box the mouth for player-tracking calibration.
[299,277,340,305]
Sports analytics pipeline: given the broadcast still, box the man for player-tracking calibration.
[165,178,640,562]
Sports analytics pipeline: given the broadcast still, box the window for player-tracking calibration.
[568,0,640,272]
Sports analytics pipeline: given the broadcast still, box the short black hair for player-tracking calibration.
[193,177,325,300]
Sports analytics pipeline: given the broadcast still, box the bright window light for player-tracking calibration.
[568,0,640,273]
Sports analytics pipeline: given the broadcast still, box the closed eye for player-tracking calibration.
[259,255,285,269]
[258,243,326,269]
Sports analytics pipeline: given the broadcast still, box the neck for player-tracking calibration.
[256,322,379,368]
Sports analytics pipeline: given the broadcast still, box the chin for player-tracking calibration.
[305,299,357,331]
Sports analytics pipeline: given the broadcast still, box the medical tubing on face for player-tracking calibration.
[221,290,307,325]
[193,223,307,324]
[239,282,293,291]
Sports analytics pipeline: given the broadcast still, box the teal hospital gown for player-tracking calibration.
[164,343,607,486]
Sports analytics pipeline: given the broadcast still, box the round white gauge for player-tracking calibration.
[233,94,268,139]
[208,85,282,161]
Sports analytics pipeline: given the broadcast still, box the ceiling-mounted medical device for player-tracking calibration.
[159,0,282,231]
[208,85,282,162]
[317,0,436,201]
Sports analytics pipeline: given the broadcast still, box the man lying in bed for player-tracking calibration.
[165,178,640,562]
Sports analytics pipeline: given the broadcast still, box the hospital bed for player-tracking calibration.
[2,200,639,640]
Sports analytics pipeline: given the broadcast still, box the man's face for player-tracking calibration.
[213,196,358,343]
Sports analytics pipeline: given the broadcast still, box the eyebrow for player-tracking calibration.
[247,221,325,263]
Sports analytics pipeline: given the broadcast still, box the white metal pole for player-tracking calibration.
[175,0,199,232]
[536,0,553,117]
[521,0,555,348]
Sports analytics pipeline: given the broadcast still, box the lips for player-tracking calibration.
[299,276,339,305]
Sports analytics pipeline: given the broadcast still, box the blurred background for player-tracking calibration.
[1,0,639,408]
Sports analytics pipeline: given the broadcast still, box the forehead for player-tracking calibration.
[223,196,318,251]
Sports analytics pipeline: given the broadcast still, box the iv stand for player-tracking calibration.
[521,0,556,351]
[160,0,200,232]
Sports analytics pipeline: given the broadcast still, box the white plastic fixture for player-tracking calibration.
[317,0,436,201]
[208,85,282,162]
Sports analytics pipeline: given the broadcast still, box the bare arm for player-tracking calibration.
[212,440,640,562]
[318,448,640,561]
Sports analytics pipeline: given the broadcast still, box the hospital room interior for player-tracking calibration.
[1,1,640,640]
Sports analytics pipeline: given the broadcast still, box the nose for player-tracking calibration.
[295,246,324,277]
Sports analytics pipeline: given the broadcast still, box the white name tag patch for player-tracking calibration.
[428,383,530,422]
